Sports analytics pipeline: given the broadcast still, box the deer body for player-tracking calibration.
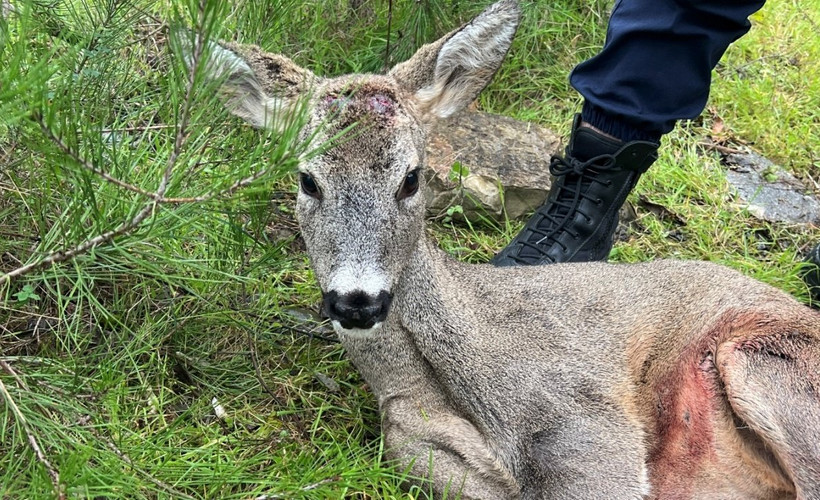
[193,1,820,497]
[355,236,819,499]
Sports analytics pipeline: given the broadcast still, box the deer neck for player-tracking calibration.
[395,236,453,298]
[337,236,467,402]
[393,236,475,355]
[389,236,503,424]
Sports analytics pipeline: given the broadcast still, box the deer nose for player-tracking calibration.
[324,290,392,330]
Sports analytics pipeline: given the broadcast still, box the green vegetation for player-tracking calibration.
[1,0,818,498]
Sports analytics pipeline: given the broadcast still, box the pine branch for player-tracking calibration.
[0,0,234,285]
[38,119,160,200]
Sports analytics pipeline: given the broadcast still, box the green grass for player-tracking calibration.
[1,0,819,498]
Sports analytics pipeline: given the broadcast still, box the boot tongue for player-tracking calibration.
[568,125,623,162]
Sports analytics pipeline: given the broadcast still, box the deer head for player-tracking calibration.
[198,0,520,334]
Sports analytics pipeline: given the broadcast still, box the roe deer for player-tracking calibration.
[191,1,820,497]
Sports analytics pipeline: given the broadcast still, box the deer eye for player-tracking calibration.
[397,169,420,201]
[300,172,321,200]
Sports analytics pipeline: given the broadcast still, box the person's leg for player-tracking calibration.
[574,0,766,142]
[493,0,766,267]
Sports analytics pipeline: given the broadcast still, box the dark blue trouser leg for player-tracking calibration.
[570,0,766,143]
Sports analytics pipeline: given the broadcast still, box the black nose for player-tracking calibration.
[324,290,392,330]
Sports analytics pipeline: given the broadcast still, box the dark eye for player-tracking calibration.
[300,172,321,200]
[397,169,420,201]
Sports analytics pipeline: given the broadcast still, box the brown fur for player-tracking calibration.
[191,1,820,498]
[223,42,316,98]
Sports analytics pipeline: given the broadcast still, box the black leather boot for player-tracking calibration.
[802,243,820,305]
[492,115,659,266]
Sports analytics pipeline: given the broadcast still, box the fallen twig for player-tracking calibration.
[246,327,286,405]
[0,359,29,390]
[101,123,177,133]
[0,231,40,241]
[0,360,65,499]
[81,420,198,500]
[697,141,744,155]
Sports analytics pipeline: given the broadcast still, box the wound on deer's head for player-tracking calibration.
[320,89,398,127]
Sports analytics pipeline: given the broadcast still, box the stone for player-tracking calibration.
[724,151,820,225]
[425,111,561,222]
[1,0,15,17]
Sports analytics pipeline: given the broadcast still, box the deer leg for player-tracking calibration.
[716,323,820,500]
[521,407,650,500]
[381,398,519,500]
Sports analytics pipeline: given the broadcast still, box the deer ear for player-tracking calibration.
[389,0,520,121]
[184,37,318,130]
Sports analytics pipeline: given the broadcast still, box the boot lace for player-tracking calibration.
[508,153,618,264]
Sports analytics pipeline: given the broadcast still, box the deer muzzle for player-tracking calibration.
[324,289,393,331]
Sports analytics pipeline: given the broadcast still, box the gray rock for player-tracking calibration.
[314,372,341,393]
[724,151,820,225]
[425,111,561,222]
[1,0,15,17]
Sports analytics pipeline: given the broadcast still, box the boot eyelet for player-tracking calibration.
[606,180,613,186]
[596,198,603,206]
